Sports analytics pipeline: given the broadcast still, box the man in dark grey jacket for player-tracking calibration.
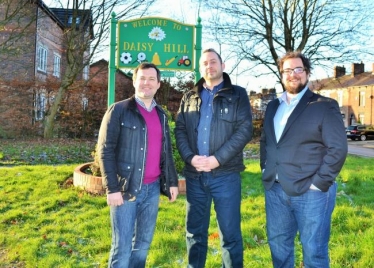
[260,51,347,267]
[97,62,179,268]
[175,48,252,267]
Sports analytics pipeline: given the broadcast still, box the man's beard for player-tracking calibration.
[206,70,223,81]
[284,80,308,94]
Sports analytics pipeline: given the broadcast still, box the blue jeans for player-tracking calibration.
[265,181,337,268]
[186,172,243,268]
[108,180,160,268]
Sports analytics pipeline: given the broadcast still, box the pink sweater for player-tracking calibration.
[137,104,162,184]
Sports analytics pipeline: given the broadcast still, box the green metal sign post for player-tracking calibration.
[107,14,202,107]
[194,17,202,81]
[107,12,117,106]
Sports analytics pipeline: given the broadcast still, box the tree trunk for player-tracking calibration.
[43,75,74,138]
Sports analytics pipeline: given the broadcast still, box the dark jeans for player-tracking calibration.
[107,180,160,268]
[186,172,243,268]
[265,181,337,268]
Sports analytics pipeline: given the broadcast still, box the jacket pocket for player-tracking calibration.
[117,163,133,192]
[219,97,238,122]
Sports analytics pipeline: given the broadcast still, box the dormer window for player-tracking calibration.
[68,16,80,25]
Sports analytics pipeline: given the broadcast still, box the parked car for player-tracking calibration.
[346,125,374,141]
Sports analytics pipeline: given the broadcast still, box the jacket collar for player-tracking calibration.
[193,72,234,94]
[277,88,314,141]
[128,95,165,115]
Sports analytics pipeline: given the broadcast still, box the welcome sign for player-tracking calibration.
[117,17,195,71]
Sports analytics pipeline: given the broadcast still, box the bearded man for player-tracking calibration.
[260,51,347,268]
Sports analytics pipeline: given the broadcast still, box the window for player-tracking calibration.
[34,93,46,120]
[337,91,343,107]
[359,91,365,107]
[68,16,80,25]
[83,65,89,80]
[37,46,47,73]
[53,54,61,77]
[82,97,88,110]
[359,113,365,125]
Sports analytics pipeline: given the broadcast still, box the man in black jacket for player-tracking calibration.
[97,62,179,268]
[175,48,253,267]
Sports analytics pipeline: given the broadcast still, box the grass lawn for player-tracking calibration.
[1,140,374,267]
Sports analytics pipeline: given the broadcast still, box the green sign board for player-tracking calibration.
[117,17,195,71]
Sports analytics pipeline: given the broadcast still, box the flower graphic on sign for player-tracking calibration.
[132,52,147,64]
[137,52,146,62]
[120,52,132,64]
[148,27,166,41]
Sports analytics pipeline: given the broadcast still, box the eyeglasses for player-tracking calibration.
[282,67,305,75]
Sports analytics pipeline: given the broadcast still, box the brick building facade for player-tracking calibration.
[0,0,92,137]
[1,1,184,138]
[309,63,374,127]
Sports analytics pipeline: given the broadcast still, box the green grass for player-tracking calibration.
[1,140,374,267]
[0,139,95,166]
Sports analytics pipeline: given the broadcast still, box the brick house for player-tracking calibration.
[250,88,277,120]
[0,1,183,138]
[0,0,92,137]
[309,63,374,127]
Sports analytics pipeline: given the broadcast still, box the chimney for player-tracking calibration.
[351,62,365,77]
[333,66,346,78]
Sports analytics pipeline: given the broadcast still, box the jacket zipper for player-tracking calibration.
[137,110,147,191]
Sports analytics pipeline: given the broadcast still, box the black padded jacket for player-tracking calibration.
[175,73,253,178]
[97,96,178,200]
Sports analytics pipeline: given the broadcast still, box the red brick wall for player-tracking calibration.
[0,1,37,81]
[0,82,43,137]
[34,7,66,81]
[346,85,374,126]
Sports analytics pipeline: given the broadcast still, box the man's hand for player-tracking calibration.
[191,155,211,172]
[191,155,220,172]
[169,186,179,202]
[205,156,219,170]
[107,192,124,206]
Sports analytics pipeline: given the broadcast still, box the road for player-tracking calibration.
[347,140,374,158]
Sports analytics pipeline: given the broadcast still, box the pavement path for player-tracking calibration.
[347,140,374,158]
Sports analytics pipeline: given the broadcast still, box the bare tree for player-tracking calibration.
[202,0,374,86]
[0,0,34,56]
[42,0,155,138]
[0,0,40,80]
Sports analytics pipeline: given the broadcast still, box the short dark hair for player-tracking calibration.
[201,48,223,64]
[133,62,161,82]
[278,51,312,75]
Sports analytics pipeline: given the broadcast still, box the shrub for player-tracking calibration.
[90,144,102,176]
[169,120,184,174]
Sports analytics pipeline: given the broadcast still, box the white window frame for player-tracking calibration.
[83,65,89,80]
[34,92,46,121]
[37,45,48,73]
[68,16,80,25]
[359,113,365,124]
[337,91,343,107]
[53,53,61,77]
[359,91,365,107]
[82,96,88,110]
